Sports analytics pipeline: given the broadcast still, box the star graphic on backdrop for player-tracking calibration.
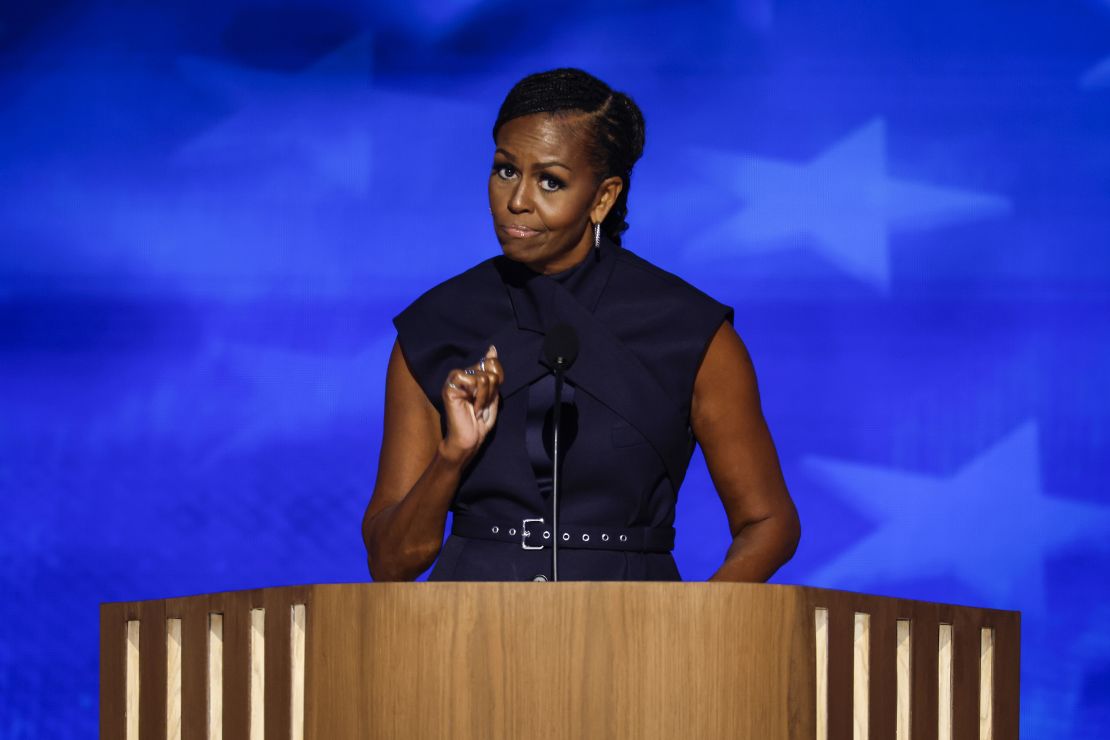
[76,332,396,465]
[175,35,376,195]
[377,0,492,37]
[735,0,775,31]
[803,422,1110,613]
[686,118,1011,290]
[1082,1,1110,89]
[1080,56,1110,89]
[193,335,392,465]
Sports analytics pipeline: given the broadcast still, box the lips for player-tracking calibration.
[500,223,542,238]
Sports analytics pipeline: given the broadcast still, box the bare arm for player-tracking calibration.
[690,322,800,582]
[361,340,503,581]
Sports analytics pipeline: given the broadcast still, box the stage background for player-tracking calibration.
[2,0,1109,736]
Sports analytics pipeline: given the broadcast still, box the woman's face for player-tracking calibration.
[489,113,622,274]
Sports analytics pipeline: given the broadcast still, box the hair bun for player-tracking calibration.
[613,92,646,164]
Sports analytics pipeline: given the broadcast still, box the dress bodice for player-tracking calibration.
[391,234,733,580]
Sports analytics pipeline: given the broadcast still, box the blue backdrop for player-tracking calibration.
[2,1,1109,736]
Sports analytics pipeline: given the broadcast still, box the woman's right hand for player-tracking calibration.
[439,344,504,464]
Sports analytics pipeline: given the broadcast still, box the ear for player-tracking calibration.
[589,175,624,226]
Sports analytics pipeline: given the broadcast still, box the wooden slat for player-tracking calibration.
[950,610,980,739]
[208,612,224,740]
[991,615,1020,740]
[896,620,912,740]
[816,608,829,740]
[139,600,168,740]
[827,603,855,739]
[979,629,994,740]
[220,592,252,740]
[290,603,307,740]
[938,624,953,740]
[853,613,871,740]
[125,619,141,740]
[301,594,318,740]
[167,618,183,740]
[911,604,940,740]
[868,600,897,739]
[176,597,209,740]
[263,591,291,740]
[249,608,265,740]
[101,604,127,740]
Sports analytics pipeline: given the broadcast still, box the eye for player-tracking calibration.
[493,163,517,181]
[539,174,564,192]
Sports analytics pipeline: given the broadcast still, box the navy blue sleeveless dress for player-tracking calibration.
[392,234,733,581]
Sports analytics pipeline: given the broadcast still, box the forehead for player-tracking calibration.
[495,112,594,165]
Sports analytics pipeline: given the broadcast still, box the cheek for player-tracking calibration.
[536,193,588,229]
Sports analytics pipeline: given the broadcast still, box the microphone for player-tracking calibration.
[543,322,579,371]
[542,323,578,581]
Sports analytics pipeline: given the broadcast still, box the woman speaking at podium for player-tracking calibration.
[363,68,800,582]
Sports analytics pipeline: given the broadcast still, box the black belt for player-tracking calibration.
[451,514,674,553]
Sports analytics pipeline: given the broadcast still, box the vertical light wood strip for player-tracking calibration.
[208,613,223,740]
[166,618,182,740]
[249,609,265,740]
[853,613,871,740]
[896,620,912,740]
[291,604,307,740]
[125,620,141,740]
[937,624,953,740]
[980,627,994,740]
[815,607,829,740]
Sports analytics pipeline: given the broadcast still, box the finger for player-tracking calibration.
[472,373,491,416]
[485,393,501,424]
[445,369,478,400]
[482,345,503,380]
[481,356,504,385]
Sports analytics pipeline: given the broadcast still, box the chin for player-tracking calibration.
[498,236,547,263]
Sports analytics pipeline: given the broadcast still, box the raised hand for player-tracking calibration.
[440,345,504,464]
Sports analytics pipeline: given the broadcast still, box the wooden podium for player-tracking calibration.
[100,583,1019,739]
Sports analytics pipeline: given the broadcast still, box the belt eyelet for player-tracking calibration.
[522,517,544,550]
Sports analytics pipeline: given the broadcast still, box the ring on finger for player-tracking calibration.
[464,368,476,375]
[447,381,460,390]
[478,358,486,372]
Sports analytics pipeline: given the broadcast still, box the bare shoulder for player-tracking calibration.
[691,321,760,431]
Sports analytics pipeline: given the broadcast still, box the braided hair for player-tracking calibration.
[492,68,646,246]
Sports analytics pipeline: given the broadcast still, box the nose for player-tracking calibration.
[508,179,532,214]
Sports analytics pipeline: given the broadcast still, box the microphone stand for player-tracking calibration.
[550,364,566,581]
[543,322,577,582]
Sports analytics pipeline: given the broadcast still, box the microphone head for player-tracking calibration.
[543,322,579,371]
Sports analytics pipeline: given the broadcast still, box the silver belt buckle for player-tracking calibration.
[522,517,544,550]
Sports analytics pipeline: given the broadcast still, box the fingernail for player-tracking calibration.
[489,344,498,356]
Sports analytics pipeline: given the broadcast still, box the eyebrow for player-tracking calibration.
[494,148,573,172]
